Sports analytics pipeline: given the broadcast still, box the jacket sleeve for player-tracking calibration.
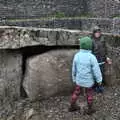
[72,55,77,82]
[91,54,103,83]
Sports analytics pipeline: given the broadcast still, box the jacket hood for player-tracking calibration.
[92,26,101,33]
[79,37,92,50]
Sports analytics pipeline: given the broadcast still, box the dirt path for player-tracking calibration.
[0,86,120,120]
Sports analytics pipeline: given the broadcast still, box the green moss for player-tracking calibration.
[111,14,120,18]
[53,12,65,18]
[7,13,95,23]
[77,13,95,18]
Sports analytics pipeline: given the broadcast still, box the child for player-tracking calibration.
[69,37,102,115]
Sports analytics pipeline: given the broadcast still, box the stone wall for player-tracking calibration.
[88,0,120,18]
[0,0,86,18]
[1,18,120,34]
[0,50,22,103]
[0,26,119,48]
[0,26,88,49]
[0,26,119,100]
[0,0,119,19]
[103,35,120,85]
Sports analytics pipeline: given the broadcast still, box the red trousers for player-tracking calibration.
[70,85,93,105]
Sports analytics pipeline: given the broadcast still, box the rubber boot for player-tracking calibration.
[84,104,95,115]
[68,103,80,112]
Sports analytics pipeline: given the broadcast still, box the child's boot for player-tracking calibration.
[68,103,80,112]
[87,104,95,115]
[84,104,95,115]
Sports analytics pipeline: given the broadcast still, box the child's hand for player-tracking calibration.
[95,85,104,93]
[72,81,76,87]
[95,82,104,93]
[73,79,76,83]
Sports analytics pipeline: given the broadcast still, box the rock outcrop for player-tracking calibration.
[23,50,77,100]
[0,50,22,103]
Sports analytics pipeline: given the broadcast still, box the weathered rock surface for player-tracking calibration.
[105,44,120,86]
[0,26,119,49]
[0,26,88,48]
[23,49,77,100]
[0,50,22,102]
[1,18,120,34]
[0,0,119,18]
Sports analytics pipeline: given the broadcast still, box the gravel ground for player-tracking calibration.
[0,86,120,120]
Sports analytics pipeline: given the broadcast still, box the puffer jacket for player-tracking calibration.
[72,49,102,88]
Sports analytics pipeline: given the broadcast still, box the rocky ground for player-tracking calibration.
[0,86,120,120]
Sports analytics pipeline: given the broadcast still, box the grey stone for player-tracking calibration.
[104,64,116,86]
[88,0,120,18]
[0,28,20,48]
[0,26,89,48]
[0,0,86,18]
[0,26,119,48]
[0,0,119,19]
[0,50,22,102]
[23,50,77,100]
[0,18,116,34]
[56,30,80,45]
[113,18,120,34]
[106,44,120,85]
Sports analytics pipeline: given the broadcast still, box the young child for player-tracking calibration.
[69,37,102,115]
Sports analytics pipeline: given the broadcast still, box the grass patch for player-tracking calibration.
[53,12,65,18]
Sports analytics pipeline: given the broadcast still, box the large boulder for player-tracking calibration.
[105,44,120,86]
[0,50,22,103]
[23,49,78,100]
